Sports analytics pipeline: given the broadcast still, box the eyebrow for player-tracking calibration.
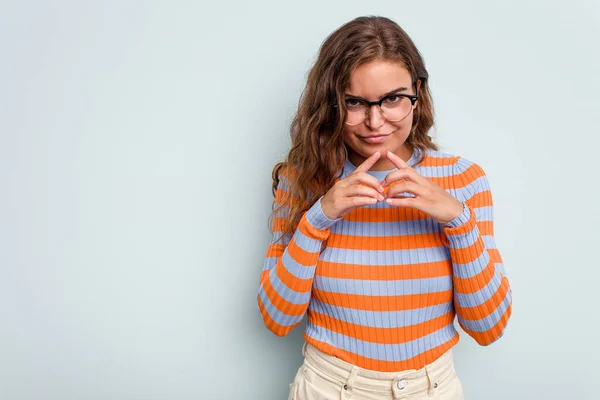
[344,86,409,100]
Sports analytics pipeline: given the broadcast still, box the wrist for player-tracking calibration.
[319,195,339,220]
[304,196,341,230]
[443,202,471,228]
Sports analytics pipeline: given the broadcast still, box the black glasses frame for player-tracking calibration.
[332,92,418,126]
[332,92,418,110]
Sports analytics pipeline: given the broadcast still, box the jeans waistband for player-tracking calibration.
[301,341,456,397]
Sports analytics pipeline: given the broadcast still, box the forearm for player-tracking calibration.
[444,203,512,345]
[257,197,338,336]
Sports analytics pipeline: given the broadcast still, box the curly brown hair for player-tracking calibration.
[270,16,440,243]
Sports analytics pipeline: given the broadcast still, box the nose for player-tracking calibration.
[365,104,385,129]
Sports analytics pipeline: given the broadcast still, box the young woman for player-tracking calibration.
[257,16,512,400]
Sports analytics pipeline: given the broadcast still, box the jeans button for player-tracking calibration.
[397,379,408,390]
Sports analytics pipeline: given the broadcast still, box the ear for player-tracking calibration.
[414,79,421,108]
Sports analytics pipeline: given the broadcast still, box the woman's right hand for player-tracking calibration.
[320,151,386,220]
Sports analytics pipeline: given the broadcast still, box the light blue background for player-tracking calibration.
[1,1,599,399]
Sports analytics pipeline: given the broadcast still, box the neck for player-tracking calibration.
[348,143,414,171]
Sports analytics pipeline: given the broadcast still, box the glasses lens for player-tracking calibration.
[344,95,413,125]
[345,99,369,125]
[381,95,413,122]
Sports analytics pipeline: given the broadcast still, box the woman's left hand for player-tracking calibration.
[382,151,464,225]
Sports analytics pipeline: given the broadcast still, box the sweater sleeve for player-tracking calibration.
[257,174,341,336]
[443,158,512,345]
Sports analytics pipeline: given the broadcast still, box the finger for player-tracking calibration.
[385,196,420,209]
[347,171,385,193]
[380,169,420,187]
[343,184,385,201]
[347,196,379,208]
[354,151,381,173]
[386,150,411,170]
[386,181,424,198]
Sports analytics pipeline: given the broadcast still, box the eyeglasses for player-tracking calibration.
[333,92,418,126]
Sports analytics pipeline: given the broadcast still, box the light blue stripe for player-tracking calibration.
[454,270,502,308]
[280,249,316,280]
[270,231,292,247]
[309,298,453,328]
[262,256,277,272]
[277,175,291,191]
[292,227,326,253]
[460,175,488,196]
[474,206,493,221]
[452,250,491,279]
[258,286,304,327]
[269,266,311,305]
[320,246,449,265]
[305,322,458,362]
[273,203,291,218]
[482,235,497,249]
[446,226,480,249]
[421,151,456,159]
[329,219,443,237]
[413,165,455,177]
[496,262,508,279]
[313,275,452,296]
[457,291,511,332]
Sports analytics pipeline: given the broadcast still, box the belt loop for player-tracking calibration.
[340,365,359,400]
[341,366,359,399]
[302,341,308,357]
[425,365,438,397]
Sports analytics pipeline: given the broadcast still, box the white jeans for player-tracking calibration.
[288,342,465,400]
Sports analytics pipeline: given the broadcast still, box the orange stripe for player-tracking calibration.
[444,210,475,234]
[260,270,308,316]
[257,295,295,336]
[265,242,285,258]
[455,276,510,320]
[453,260,495,295]
[418,155,461,168]
[489,249,503,265]
[448,235,485,265]
[342,206,430,222]
[274,188,303,206]
[327,232,445,251]
[273,258,313,294]
[272,217,289,232]
[460,300,512,345]
[312,289,453,311]
[297,212,331,241]
[423,175,453,188]
[286,234,320,266]
[316,259,452,280]
[310,310,455,344]
[466,190,492,208]
[478,221,493,236]
[304,333,460,372]
[453,163,486,189]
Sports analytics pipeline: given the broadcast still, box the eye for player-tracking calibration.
[383,95,402,104]
[344,98,364,109]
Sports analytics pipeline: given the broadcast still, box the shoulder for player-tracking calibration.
[420,148,487,180]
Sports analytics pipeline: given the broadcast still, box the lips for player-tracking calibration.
[360,134,391,144]
[362,134,389,139]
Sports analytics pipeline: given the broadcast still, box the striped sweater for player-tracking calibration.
[257,147,512,372]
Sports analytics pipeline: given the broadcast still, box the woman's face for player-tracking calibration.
[342,60,419,171]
